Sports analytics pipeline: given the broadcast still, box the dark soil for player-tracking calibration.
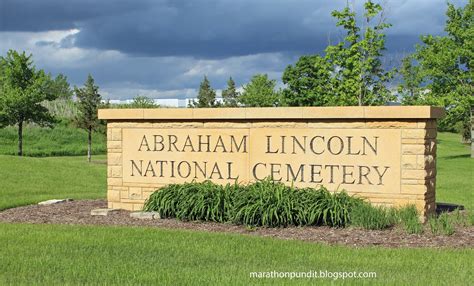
[0,200,472,248]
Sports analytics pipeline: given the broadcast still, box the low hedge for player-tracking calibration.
[144,180,408,228]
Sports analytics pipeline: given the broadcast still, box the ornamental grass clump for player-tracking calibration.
[231,180,300,227]
[293,187,364,227]
[143,181,234,222]
[349,203,399,230]
[143,180,368,228]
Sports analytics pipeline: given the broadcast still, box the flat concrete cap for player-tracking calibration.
[98,106,445,120]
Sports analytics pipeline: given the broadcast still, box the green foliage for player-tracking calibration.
[399,2,473,139]
[47,73,72,99]
[221,77,239,107]
[144,180,366,228]
[468,211,474,226]
[144,181,233,223]
[398,206,423,235]
[282,55,331,106]
[0,50,59,156]
[130,95,158,108]
[231,180,299,227]
[239,74,280,107]
[74,74,101,131]
[350,203,398,230]
[74,74,102,162]
[190,76,217,107]
[282,1,394,107]
[428,212,455,236]
[293,186,361,227]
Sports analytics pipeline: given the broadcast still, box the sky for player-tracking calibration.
[0,0,468,100]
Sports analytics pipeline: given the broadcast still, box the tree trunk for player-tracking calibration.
[87,126,92,163]
[18,120,23,156]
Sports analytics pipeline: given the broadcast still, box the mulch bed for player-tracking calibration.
[0,199,473,248]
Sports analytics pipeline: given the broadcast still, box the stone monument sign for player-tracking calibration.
[98,106,444,218]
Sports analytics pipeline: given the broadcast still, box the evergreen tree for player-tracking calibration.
[49,73,73,99]
[190,76,216,107]
[75,74,102,162]
[221,77,239,107]
[0,50,58,156]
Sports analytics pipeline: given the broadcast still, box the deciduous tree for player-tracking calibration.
[0,50,57,156]
[130,95,157,108]
[399,2,473,140]
[282,1,394,106]
[239,74,280,107]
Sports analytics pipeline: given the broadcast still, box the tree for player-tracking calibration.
[282,55,332,106]
[130,95,158,108]
[239,74,280,107]
[282,1,394,106]
[399,2,473,141]
[397,55,425,105]
[221,77,239,107]
[0,50,57,156]
[190,76,217,107]
[49,73,73,99]
[75,74,102,162]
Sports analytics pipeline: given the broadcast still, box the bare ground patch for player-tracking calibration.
[0,200,472,248]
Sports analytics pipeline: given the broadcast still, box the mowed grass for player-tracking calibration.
[436,132,473,210]
[0,223,472,286]
[0,155,106,210]
[0,123,106,157]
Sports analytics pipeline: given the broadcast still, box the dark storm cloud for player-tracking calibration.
[1,0,466,59]
[71,0,335,58]
[1,0,469,100]
[0,0,148,32]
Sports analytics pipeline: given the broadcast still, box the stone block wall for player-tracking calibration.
[101,107,441,219]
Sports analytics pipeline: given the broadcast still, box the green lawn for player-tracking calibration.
[0,223,471,285]
[0,124,106,157]
[0,131,472,285]
[436,132,473,210]
[0,155,106,210]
